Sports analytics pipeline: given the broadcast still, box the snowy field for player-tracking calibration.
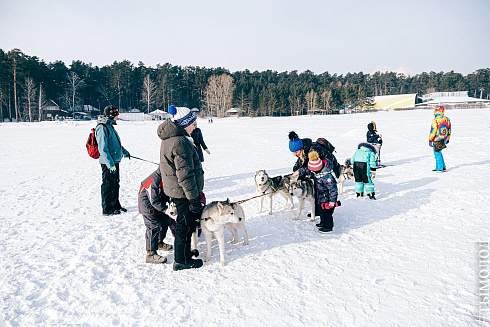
[0,108,489,326]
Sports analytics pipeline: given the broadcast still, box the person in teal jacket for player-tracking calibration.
[95,105,131,216]
[351,142,377,200]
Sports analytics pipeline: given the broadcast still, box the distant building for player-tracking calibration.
[226,108,241,117]
[44,100,68,120]
[418,91,490,107]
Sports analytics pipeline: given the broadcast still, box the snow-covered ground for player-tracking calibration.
[1,108,489,326]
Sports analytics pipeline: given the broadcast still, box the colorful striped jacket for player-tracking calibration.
[429,106,451,142]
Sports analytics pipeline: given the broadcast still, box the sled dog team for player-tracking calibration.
[94,104,450,270]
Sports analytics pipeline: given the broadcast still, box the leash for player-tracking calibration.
[131,156,159,165]
[233,190,277,205]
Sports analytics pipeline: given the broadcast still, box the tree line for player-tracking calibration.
[0,48,489,121]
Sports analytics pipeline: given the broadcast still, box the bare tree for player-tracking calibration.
[204,74,235,118]
[38,83,48,121]
[142,74,157,113]
[66,72,84,111]
[321,90,332,114]
[23,77,37,122]
[305,89,317,114]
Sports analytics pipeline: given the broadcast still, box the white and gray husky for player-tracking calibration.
[338,158,354,195]
[254,170,294,215]
[288,178,316,221]
[191,200,248,266]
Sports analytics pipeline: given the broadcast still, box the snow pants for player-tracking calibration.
[373,144,382,166]
[433,148,446,171]
[173,198,200,264]
[100,163,121,214]
[318,205,335,229]
[142,212,172,251]
[353,162,375,195]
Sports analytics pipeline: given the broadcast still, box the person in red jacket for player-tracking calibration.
[138,168,175,264]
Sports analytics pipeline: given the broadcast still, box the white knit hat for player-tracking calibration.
[168,105,197,128]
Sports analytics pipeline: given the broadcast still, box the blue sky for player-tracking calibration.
[1,0,488,75]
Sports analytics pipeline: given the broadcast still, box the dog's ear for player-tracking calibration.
[226,198,230,203]
[217,201,223,214]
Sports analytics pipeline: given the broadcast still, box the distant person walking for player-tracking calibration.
[429,106,451,172]
[95,105,131,216]
[191,122,211,162]
[157,105,205,271]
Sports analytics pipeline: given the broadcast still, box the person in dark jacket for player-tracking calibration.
[95,105,130,216]
[191,123,210,162]
[138,169,175,264]
[289,131,341,178]
[366,121,382,167]
[292,151,338,233]
[157,105,205,271]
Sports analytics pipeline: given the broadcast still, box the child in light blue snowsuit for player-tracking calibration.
[351,142,377,200]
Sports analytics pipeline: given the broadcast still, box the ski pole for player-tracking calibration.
[130,156,159,165]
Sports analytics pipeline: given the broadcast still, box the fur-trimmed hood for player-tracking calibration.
[357,142,377,154]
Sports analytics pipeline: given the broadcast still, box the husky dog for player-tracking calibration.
[289,178,316,221]
[255,170,294,215]
[165,201,177,219]
[191,200,248,266]
[338,159,354,195]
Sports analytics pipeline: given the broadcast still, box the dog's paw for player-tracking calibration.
[289,205,294,209]
[292,217,299,221]
[243,241,249,246]
[308,218,315,222]
[268,211,273,215]
[220,261,226,266]
[230,239,238,244]
[204,256,211,262]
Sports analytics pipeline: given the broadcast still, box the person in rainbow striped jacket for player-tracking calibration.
[429,106,451,172]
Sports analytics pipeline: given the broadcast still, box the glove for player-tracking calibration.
[445,140,449,144]
[370,171,376,179]
[109,166,117,174]
[429,141,433,147]
[205,149,211,155]
[189,197,204,214]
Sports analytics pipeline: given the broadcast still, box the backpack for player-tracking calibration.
[316,137,336,153]
[86,123,108,159]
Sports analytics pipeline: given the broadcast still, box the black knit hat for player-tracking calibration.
[104,105,119,119]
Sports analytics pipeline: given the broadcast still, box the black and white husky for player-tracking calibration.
[338,159,354,194]
[288,178,316,221]
[254,170,294,215]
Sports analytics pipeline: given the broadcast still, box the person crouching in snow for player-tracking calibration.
[351,143,377,200]
[429,105,451,172]
[138,168,175,264]
[292,151,338,233]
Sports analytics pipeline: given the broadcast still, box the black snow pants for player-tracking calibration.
[101,163,121,214]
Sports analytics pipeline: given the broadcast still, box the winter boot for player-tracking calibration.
[190,249,199,257]
[118,207,128,212]
[316,223,323,227]
[356,192,364,197]
[158,242,173,251]
[173,258,203,271]
[146,250,167,264]
[318,227,333,233]
[368,192,376,200]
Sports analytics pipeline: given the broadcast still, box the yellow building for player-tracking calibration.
[371,94,417,109]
